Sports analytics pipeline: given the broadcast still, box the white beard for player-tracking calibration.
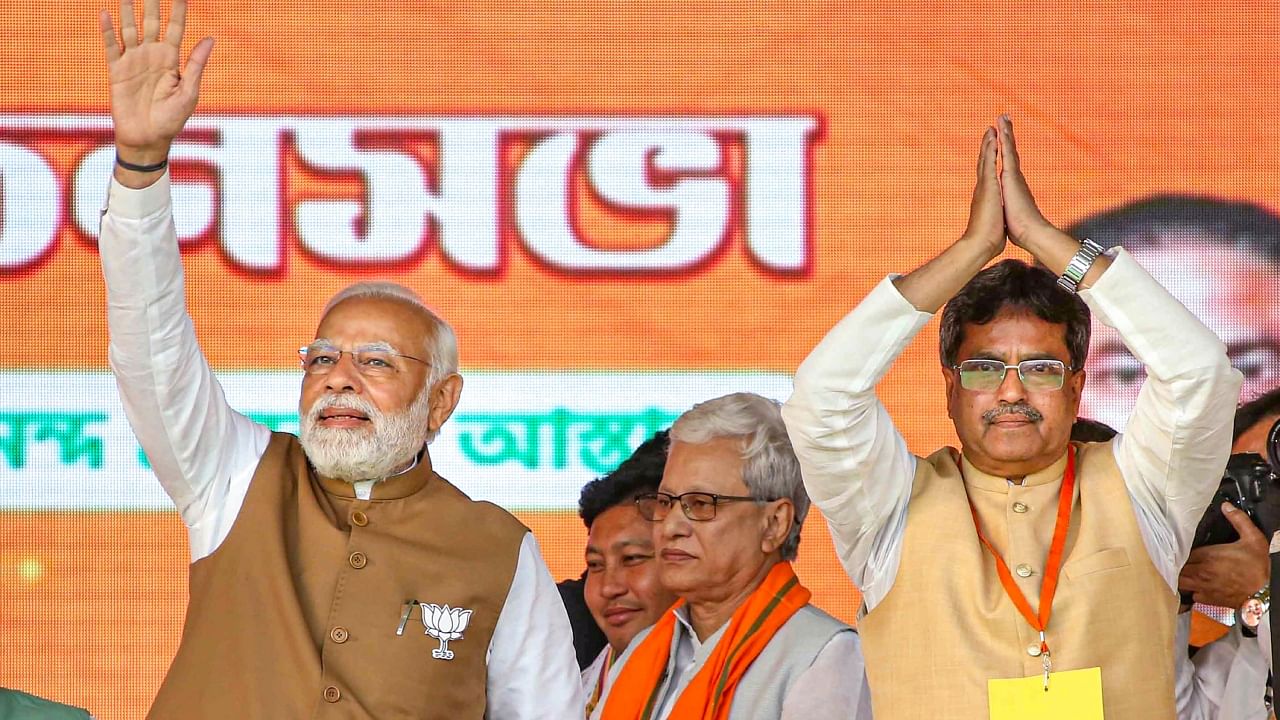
[299,391,433,483]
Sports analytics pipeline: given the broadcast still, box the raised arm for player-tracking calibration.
[485,533,585,718]
[1083,249,1241,575]
[782,128,1004,606]
[99,0,267,532]
[892,126,1005,311]
[996,115,1240,580]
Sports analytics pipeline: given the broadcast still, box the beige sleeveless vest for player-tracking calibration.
[858,440,1177,719]
[149,433,528,719]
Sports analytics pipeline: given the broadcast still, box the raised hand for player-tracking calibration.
[995,115,1053,248]
[961,126,1005,259]
[100,0,213,175]
[890,127,1009,313]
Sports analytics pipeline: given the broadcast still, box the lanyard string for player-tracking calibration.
[585,646,615,717]
[964,448,1076,659]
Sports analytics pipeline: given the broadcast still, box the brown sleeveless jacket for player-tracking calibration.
[148,433,528,719]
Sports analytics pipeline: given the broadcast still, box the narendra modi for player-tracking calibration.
[297,282,457,486]
[95,3,582,715]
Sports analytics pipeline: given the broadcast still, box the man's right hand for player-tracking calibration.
[891,126,1005,313]
[100,0,213,188]
[960,125,1006,260]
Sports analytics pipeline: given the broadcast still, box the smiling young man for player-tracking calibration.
[782,117,1242,719]
[95,1,580,717]
[577,431,678,716]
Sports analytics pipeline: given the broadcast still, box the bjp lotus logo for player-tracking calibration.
[420,603,472,660]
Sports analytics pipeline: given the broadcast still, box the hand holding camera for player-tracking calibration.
[1179,501,1270,609]
[1178,417,1280,611]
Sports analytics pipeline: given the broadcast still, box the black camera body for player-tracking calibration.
[1189,453,1280,550]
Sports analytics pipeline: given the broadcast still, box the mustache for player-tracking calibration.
[306,393,382,423]
[983,402,1043,424]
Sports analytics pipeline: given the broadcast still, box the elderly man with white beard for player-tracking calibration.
[94,1,581,717]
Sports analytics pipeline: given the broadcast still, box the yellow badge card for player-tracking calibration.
[988,667,1104,720]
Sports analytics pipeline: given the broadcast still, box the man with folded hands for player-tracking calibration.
[783,117,1241,718]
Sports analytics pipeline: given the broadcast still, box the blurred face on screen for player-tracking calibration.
[1082,241,1280,428]
[298,297,435,482]
[944,310,1084,478]
[584,504,678,654]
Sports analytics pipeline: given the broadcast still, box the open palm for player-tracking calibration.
[100,0,213,163]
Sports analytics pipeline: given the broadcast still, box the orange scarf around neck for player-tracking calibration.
[600,561,811,720]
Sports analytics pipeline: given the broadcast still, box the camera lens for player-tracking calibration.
[1268,416,1280,472]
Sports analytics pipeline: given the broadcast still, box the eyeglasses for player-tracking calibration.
[298,344,428,377]
[635,491,763,522]
[951,359,1072,392]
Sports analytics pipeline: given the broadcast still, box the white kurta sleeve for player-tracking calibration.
[1081,249,1243,590]
[782,275,932,610]
[1177,611,1271,720]
[1173,612,1212,720]
[485,532,585,718]
[99,173,269,558]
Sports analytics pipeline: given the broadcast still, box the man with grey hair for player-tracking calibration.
[94,1,581,717]
[591,392,872,719]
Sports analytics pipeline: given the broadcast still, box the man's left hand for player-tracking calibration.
[1179,502,1270,609]
[996,115,1057,249]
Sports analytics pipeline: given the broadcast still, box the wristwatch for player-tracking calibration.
[1238,585,1270,636]
[1056,238,1105,293]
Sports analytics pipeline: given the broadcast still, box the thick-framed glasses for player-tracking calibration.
[635,491,762,522]
[298,344,428,377]
[951,358,1072,392]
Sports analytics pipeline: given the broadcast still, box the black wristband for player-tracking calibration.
[115,154,168,173]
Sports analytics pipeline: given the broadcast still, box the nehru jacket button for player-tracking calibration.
[330,626,349,644]
[349,551,367,569]
[1026,644,1042,657]
[1012,502,1029,513]
[323,685,341,703]
[1015,563,1033,578]
[351,511,369,527]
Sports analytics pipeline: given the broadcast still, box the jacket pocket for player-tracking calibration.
[1063,547,1131,580]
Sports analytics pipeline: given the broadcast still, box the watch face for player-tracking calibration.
[1240,597,1267,629]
